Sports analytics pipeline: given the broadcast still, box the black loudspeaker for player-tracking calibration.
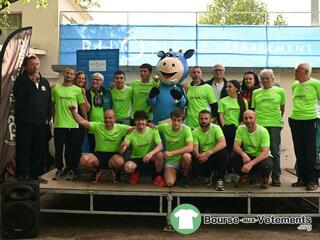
[1,181,39,239]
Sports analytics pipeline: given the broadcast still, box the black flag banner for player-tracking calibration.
[0,27,32,180]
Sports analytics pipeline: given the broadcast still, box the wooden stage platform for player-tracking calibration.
[39,169,320,226]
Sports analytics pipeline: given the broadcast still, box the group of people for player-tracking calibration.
[13,54,320,191]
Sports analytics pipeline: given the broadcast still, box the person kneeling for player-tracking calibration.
[231,110,273,189]
[192,110,228,191]
[157,109,193,188]
[69,106,130,183]
[119,111,165,187]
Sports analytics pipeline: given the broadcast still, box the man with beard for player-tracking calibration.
[192,110,228,191]
[231,110,273,189]
[119,111,165,186]
[51,67,87,180]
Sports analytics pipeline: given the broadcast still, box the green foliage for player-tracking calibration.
[0,0,100,31]
[273,14,288,26]
[199,0,287,26]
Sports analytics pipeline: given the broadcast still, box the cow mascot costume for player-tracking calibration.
[147,48,195,123]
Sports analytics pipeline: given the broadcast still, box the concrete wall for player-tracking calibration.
[10,0,59,80]
[9,0,90,82]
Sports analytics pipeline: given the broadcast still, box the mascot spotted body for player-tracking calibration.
[147,49,195,123]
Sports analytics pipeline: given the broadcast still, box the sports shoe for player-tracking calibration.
[291,179,306,187]
[90,171,97,183]
[272,176,281,187]
[94,169,108,183]
[65,170,76,181]
[128,172,140,184]
[179,176,189,188]
[224,174,232,183]
[306,182,318,191]
[53,169,63,180]
[112,169,121,184]
[153,175,166,187]
[260,177,270,189]
[204,171,214,186]
[216,179,225,191]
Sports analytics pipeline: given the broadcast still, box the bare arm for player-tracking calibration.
[193,144,200,159]
[207,136,226,156]
[242,146,270,173]
[280,104,285,117]
[79,103,88,120]
[164,141,193,158]
[119,140,130,154]
[82,88,91,112]
[219,112,226,127]
[233,140,251,163]
[69,105,90,129]
[147,142,163,158]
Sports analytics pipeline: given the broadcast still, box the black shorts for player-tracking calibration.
[94,152,118,169]
[130,158,154,174]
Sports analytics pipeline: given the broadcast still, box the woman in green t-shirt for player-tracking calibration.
[218,80,247,153]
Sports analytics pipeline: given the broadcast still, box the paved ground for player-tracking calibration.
[38,213,319,240]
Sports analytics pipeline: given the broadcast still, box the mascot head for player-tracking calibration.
[156,49,195,85]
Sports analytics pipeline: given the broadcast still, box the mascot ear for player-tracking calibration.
[184,49,195,59]
[157,51,165,58]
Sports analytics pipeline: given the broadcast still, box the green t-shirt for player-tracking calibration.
[157,123,193,163]
[192,123,224,152]
[51,84,84,128]
[291,78,320,120]
[88,90,104,133]
[110,85,133,119]
[89,122,130,152]
[130,80,154,120]
[186,83,217,129]
[235,124,270,157]
[218,96,248,127]
[251,86,286,127]
[125,127,161,158]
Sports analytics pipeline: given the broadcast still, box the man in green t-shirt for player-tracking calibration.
[157,108,193,187]
[252,69,286,187]
[186,66,217,129]
[289,62,320,191]
[51,67,87,180]
[86,72,112,152]
[110,70,133,125]
[119,111,165,187]
[231,110,273,189]
[69,107,130,183]
[130,63,155,125]
[192,110,228,191]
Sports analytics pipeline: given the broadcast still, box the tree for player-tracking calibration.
[199,0,287,26]
[273,14,288,26]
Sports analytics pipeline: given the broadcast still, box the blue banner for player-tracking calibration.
[76,49,119,87]
[61,25,320,67]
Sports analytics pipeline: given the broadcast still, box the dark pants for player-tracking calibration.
[192,149,228,179]
[88,133,95,153]
[289,118,317,183]
[15,121,46,179]
[230,152,273,179]
[265,127,282,178]
[222,124,237,153]
[54,128,80,171]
